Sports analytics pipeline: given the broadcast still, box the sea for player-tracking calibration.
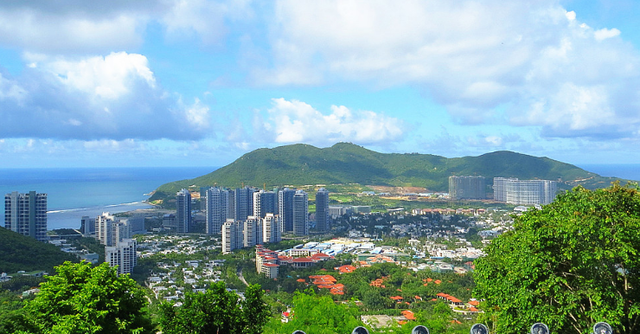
[0,164,638,231]
[0,167,216,230]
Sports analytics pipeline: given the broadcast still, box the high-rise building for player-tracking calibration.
[293,190,309,236]
[127,215,146,235]
[96,212,115,246]
[243,216,263,248]
[505,179,558,205]
[448,176,486,200]
[199,186,209,212]
[234,187,255,222]
[493,177,518,202]
[222,219,243,254]
[80,215,95,237]
[4,191,48,241]
[105,238,137,275]
[205,187,229,235]
[278,188,295,232]
[176,189,191,233]
[95,212,129,246]
[262,213,281,244]
[315,188,329,232]
[253,190,277,219]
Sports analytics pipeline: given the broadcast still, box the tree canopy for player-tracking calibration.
[474,184,640,334]
[20,261,154,334]
[158,282,270,334]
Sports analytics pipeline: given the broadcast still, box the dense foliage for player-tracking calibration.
[20,261,154,334]
[151,142,612,202]
[158,282,269,334]
[474,184,640,334]
[0,227,77,273]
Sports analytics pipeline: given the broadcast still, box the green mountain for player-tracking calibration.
[0,228,77,274]
[150,142,623,202]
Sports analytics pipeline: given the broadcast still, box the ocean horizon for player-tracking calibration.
[0,164,638,231]
[0,167,217,230]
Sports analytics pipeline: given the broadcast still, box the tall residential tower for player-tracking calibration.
[293,190,309,236]
[176,189,191,233]
[4,191,47,241]
[315,188,329,232]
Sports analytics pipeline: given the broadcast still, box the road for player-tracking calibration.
[237,267,249,286]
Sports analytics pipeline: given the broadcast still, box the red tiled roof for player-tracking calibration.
[401,310,416,321]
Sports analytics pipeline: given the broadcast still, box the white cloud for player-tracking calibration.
[594,28,621,41]
[181,98,211,131]
[0,52,212,140]
[162,0,253,45]
[0,73,27,102]
[0,9,143,54]
[83,139,142,152]
[264,98,404,145]
[0,0,248,54]
[40,52,156,100]
[259,0,640,139]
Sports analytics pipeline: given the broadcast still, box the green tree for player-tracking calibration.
[21,261,153,334]
[474,184,640,334]
[159,282,269,334]
[264,289,364,334]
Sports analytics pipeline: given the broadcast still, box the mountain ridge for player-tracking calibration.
[150,143,621,202]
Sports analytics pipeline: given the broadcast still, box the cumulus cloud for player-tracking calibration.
[258,0,640,138]
[162,0,253,45]
[594,28,621,41]
[261,98,404,145]
[0,52,211,140]
[0,0,246,54]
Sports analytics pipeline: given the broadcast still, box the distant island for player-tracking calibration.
[150,142,623,204]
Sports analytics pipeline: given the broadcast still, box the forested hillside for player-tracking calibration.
[151,142,620,202]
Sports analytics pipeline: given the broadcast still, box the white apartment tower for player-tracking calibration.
[243,216,263,248]
[95,213,130,247]
[293,190,309,236]
[262,213,281,244]
[222,219,243,254]
[105,238,137,275]
[4,191,48,241]
[493,177,518,202]
[494,177,558,205]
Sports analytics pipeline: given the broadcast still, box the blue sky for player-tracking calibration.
[1,0,640,168]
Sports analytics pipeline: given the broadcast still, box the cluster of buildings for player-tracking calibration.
[83,212,139,274]
[448,176,558,205]
[3,191,139,275]
[175,186,330,254]
[255,244,334,278]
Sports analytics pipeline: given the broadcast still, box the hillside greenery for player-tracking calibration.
[150,142,621,203]
[0,227,77,274]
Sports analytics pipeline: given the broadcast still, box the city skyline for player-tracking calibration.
[1,1,640,168]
